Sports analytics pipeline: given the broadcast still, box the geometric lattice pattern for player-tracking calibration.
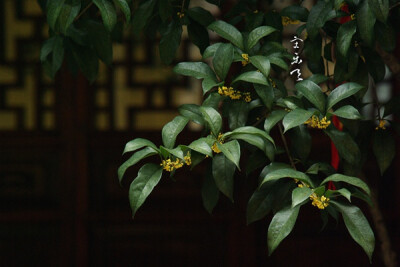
[0,0,55,131]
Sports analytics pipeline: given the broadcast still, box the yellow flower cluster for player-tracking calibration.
[304,115,331,129]
[177,12,185,18]
[376,119,386,130]
[211,133,224,153]
[241,53,250,66]
[350,14,356,20]
[310,193,330,209]
[218,86,251,102]
[268,78,276,88]
[161,152,191,172]
[282,16,300,26]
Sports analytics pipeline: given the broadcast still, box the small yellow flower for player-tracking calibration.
[241,53,249,66]
[253,10,259,14]
[282,16,300,26]
[310,193,330,209]
[360,55,366,63]
[243,92,251,102]
[160,157,185,172]
[304,115,331,129]
[376,119,386,130]
[184,152,191,165]
[268,78,276,88]
[177,12,185,18]
[212,133,224,153]
[350,14,356,20]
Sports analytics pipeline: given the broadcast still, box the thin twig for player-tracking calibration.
[74,2,94,22]
[278,123,296,170]
[390,1,400,11]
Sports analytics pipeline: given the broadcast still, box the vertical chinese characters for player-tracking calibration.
[289,36,304,81]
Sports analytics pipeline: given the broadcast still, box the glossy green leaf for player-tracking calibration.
[254,84,274,110]
[174,62,216,81]
[129,163,163,217]
[372,129,395,175]
[178,104,204,125]
[227,133,266,153]
[208,20,244,49]
[264,110,287,133]
[202,43,222,59]
[260,168,314,187]
[306,162,335,176]
[292,187,312,208]
[189,138,213,157]
[306,0,332,39]
[161,116,189,149]
[69,42,99,83]
[307,74,328,85]
[57,0,81,34]
[249,56,271,78]
[132,0,156,34]
[123,138,158,155]
[336,21,357,59]
[213,43,234,80]
[160,146,184,159]
[217,140,241,170]
[84,21,113,65]
[232,71,269,85]
[159,21,183,64]
[200,106,222,136]
[324,127,361,165]
[247,26,277,50]
[368,0,389,22]
[212,154,236,201]
[267,205,300,255]
[356,0,376,47]
[327,82,364,110]
[202,165,219,213]
[332,105,362,119]
[267,53,289,70]
[225,126,275,146]
[326,188,352,202]
[295,80,326,112]
[202,78,223,94]
[227,101,249,130]
[322,173,370,195]
[188,19,210,54]
[331,201,375,262]
[187,7,215,27]
[280,5,309,21]
[158,0,172,22]
[282,108,314,133]
[118,147,159,183]
[93,0,117,32]
[47,0,66,30]
[288,124,311,162]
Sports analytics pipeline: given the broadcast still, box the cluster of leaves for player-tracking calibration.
[40,0,400,262]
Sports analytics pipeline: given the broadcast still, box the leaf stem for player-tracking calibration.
[278,123,296,170]
[74,2,94,22]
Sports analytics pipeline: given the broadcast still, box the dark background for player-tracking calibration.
[0,0,399,266]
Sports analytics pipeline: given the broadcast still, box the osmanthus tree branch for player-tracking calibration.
[376,45,400,80]
[278,123,296,170]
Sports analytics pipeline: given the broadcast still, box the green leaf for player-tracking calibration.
[159,21,183,65]
[292,187,312,208]
[217,140,241,170]
[189,138,213,157]
[203,92,223,109]
[129,163,163,218]
[306,0,332,39]
[336,21,357,59]
[47,0,66,30]
[202,166,220,213]
[254,84,274,110]
[118,147,159,183]
[368,0,389,22]
[372,129,395,175]
[260,168,314,188]
[280,5,309,21]
[324,127,361,165]
[174,62,216,81]
[232,71,268,86]
[208,20,244,50]
[267,205,300,255]
[288,124,311,162]
[321,174,371,195]
[327,82,364,110]
[160,146,184,159]
[200,106,222,136]
[264,110,287,133]
[227,133,267,154]
[282,108,314,133]
[202,78,223,94]
[69,42,98,83]
[375,21,396,52]
[123,138,158,155]
[295,80,326,112]
[326,188,351,202]
[93,0,117,32]
[249,56,271,78]
[227,101,249,130]
[188,19,210,54]
[212,154,236,201]
[202,43,221,59]
[114,0,131,22]
[356,0,376,47]
[84,20,113,65]
[267,53,289,70]
[57,0,81,34]
[306,162,335,176]
[307,74,328,85]
[213,43,234,80]
[161,116,189,149]
[187,7,215,27]
[132,0,156,34]
[178,104,204,125]
[225,126,275,146]
[247,26,277,50]
[332,105,362,119]
[158,0,172,22]
[364,49,386,82]
[330,201,375,262]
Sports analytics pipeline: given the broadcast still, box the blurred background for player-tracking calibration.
[0,0,399,266]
